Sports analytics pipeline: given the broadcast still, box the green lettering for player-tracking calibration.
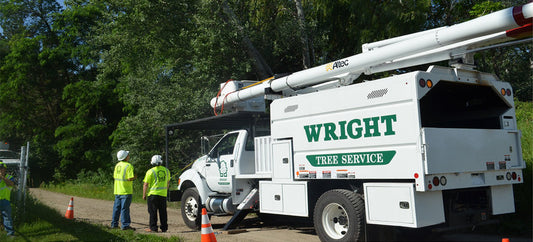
[363,117,381,137]
[324,123,338,141]
[381,114,397,136]
[304,124,322,142]
[338,121,347,140]
[347,119,363,139]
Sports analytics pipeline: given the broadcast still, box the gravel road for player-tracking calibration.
[30,188,320,242]
[29,188,531,242]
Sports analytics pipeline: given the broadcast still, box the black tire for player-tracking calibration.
[181,187,202,230]
[313,189,365,242]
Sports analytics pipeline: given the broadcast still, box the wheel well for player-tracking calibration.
[180,180,196,192]
[307,180,363,217]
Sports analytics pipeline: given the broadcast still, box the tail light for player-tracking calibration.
[419,78,426,87]
[432,176,440,186]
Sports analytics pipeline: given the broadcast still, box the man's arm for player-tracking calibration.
[143,182,149,200]
[0,170,14,187]
[2,176,14,187]
[127,165,136,181]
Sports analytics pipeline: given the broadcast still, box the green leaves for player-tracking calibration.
[0,0,530,183]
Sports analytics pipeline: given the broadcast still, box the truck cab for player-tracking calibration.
[177,127,260,229]
[201,130,253,194]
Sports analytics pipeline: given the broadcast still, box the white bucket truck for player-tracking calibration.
[169,3,531,241]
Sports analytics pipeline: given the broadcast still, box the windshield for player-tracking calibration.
[210,133,239,157]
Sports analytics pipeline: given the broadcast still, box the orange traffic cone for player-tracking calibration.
[65,197,74,219]
[201,208,217,242]
[502,238,510,242]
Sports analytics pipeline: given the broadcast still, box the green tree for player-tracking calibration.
[52,0,124,180]
[468,1,532,101]
[0,0,67,183]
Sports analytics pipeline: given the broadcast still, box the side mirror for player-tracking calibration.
[201,137,210,154]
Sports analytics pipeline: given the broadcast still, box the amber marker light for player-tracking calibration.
[426,79,433,88]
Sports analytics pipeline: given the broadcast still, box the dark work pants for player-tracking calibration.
[147,195,168,232]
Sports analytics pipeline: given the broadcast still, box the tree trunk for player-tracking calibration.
[220,0,273,80]
[294,0,311,69]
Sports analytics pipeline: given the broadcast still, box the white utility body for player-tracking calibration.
[173,3,531,242]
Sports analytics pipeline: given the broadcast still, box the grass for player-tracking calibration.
[41,181,181,209]
[1,195,183,241]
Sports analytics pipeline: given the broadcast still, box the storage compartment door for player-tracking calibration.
[259,181,308,216]
[272,140,293,180]
[282,182,308,217]
[259,181,282,213]
[364,183,445,228]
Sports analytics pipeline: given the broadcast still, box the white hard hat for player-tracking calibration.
[117,150,129,161]
[151,155,162,165]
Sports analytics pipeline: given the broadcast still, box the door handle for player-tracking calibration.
[230,160,234,167]
[206,163,211,167]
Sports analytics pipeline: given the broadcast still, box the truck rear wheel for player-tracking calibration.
[314,189,365,242]
[181,187,201,230]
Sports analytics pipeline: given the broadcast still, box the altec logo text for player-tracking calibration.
[303,114,397,142]
[326,59,349,71]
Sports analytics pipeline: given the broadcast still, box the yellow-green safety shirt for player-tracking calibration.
[114,161,134,195]
[0,174,14,201]
[143,166,170,197]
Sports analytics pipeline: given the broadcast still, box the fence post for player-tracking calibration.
[17,142,29,209]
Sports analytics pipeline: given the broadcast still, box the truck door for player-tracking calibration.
[203,131,244,194]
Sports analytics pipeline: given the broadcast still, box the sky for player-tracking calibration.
[1,0,66,35]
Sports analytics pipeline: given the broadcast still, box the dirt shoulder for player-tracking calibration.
[29,188,320,242]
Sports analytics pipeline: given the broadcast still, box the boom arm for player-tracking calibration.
[211,3,533,109]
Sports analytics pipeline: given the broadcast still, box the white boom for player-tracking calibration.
[211,3,533,109]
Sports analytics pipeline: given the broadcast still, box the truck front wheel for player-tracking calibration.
[181,187,201,230]
[314,189,365,242]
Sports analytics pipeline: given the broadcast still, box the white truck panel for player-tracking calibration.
[364,183,445,227]
[254,136,272,175]
[423,128,523,174]
[271,73,423,180]
[259,181,308,217]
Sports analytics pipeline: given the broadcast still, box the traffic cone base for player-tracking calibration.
[201,208,217,242]
[65,197,74,219]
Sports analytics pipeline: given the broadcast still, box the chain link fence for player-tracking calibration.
[1,143,29,206]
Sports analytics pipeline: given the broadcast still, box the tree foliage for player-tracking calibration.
[0,0,530,183]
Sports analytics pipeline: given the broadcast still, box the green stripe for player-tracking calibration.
[306,151,396,167]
